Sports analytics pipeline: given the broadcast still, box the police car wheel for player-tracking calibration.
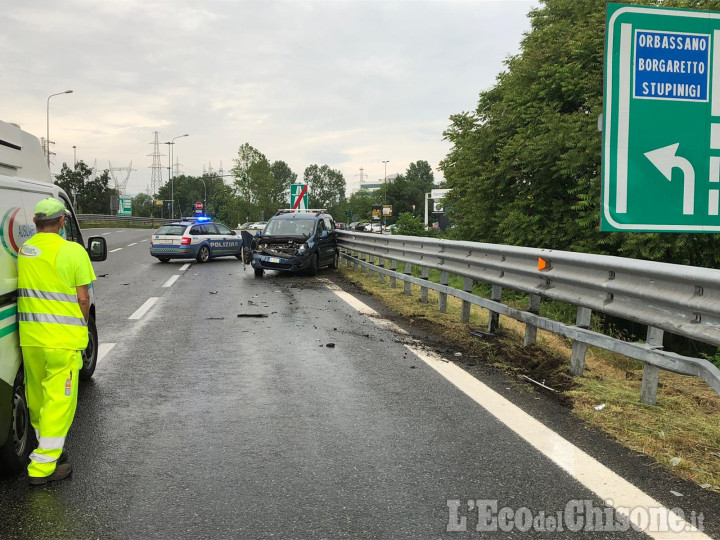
[80,315,98,381]
[254,268,264,277]
[0,371,33,475]
[197,245,210,263]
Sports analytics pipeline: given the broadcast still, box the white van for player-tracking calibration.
[0,120,107,475]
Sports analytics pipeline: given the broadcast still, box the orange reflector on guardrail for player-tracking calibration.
[538,257,551,271]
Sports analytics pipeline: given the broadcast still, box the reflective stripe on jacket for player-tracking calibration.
[17,233,88,350]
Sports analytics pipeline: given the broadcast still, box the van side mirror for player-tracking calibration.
[87,237,107,262]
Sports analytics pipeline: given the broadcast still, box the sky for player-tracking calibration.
[2,0,538,196]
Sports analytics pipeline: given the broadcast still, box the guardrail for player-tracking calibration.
[77,214,173,229]
[336,231,720,404]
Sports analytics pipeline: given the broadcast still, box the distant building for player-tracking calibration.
[359,173,399,192]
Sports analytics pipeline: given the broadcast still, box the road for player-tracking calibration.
[0,228,718,539]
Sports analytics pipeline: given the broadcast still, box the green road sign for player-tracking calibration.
[118,196,132,217]
[290,183,308,211]
[603,4,720,232]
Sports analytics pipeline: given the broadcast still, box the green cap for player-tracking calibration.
[34,198,69,221]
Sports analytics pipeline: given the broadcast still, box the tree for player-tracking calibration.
[270,160,297,208]
[346,189,376,222]
[303,164,346,210]
[393,212,427,236]
[132,193,154,217]
[406,160,435,195]
[54,161,118,214]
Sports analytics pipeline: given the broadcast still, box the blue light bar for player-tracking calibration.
[197,216,211,222]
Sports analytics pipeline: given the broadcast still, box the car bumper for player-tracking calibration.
[149,245,200,259]
[250,253,313,272]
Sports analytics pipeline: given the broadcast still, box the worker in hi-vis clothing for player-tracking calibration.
[17,198,96,486]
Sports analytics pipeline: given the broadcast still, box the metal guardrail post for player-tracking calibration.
[524,294,541,346]
[439,271,449,313]
[378,257,386,283]
[390,259,397,288]
[403,262,412,296]
[488,285,502,333]
[570,307,593,376]
[420,266,429,303]
[462,278,473,323]
[353,250,359,271]
[368,254,375,277]
[640,326,664,406]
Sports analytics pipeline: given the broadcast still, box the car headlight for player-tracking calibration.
[297,243,309,254]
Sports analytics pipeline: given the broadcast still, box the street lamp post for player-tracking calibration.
[165,134,189,219]
[382,160,389,207]
[46,90,73,168]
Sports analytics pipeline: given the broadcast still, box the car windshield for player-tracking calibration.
[155,225,187,236]
[264,218,314,237]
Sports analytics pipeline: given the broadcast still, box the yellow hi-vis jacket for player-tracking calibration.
[17,233,88,350]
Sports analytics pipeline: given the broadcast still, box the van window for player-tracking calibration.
[61,199,81,243]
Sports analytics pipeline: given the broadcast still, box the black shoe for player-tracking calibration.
[28,463,72,486]
[59,451,68,464]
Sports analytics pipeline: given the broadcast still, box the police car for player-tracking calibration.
[149,217,243,263]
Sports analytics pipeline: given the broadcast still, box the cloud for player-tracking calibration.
[0,0,538,196]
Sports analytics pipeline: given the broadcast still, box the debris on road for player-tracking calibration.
[669,457,682,466]
[669,490,684,497]
[237,314,269,318]
[522,375,559,393]
[594,403,606,411]
[209,291,218,294]
[326,343,336,348]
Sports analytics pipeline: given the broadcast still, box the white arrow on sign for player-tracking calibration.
[644,143,695,215]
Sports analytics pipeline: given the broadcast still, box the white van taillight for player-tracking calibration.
[181,237,191,245]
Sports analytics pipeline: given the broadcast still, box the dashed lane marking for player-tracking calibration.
[128,297,159,320]
[127,243,137,247]
[97,343,116,363]
[163,275,180,288]
[109,248,122,253]
[179,263,191,271]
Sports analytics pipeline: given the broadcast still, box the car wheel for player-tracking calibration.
[330,250,339,269]
[254,268,264,277]
[0,370,33,475]
[197,245,210,263]
[158,257,170,263]
[80,314,98,381]
[308,253,319,276]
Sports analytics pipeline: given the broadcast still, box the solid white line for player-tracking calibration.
[127,242,137,247]
[97,343,116,363]
[326,283,708,539]
[163,275,180,288]
[616,22,632,214]
[109,248,122,253]
[713,30,720,117]
[128,297,159,320]
[179,263,191,271]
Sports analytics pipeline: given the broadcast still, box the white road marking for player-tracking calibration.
[163,275,180,288]
[139,239,149,243]
[128,297,159,320]
[179,263,191,271]
[326,282,709,540]
[102,232,111,236]
[109,248,122,253]
[97,343,116,363]
[127,242,137,247]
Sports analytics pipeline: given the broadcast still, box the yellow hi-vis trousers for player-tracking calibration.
[22,347,81,478]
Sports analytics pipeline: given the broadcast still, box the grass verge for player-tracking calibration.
[336,262,720,490]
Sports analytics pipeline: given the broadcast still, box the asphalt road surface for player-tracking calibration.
[0,228,718,539]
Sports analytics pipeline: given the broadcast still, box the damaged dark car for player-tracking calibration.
[242,210,339,277]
